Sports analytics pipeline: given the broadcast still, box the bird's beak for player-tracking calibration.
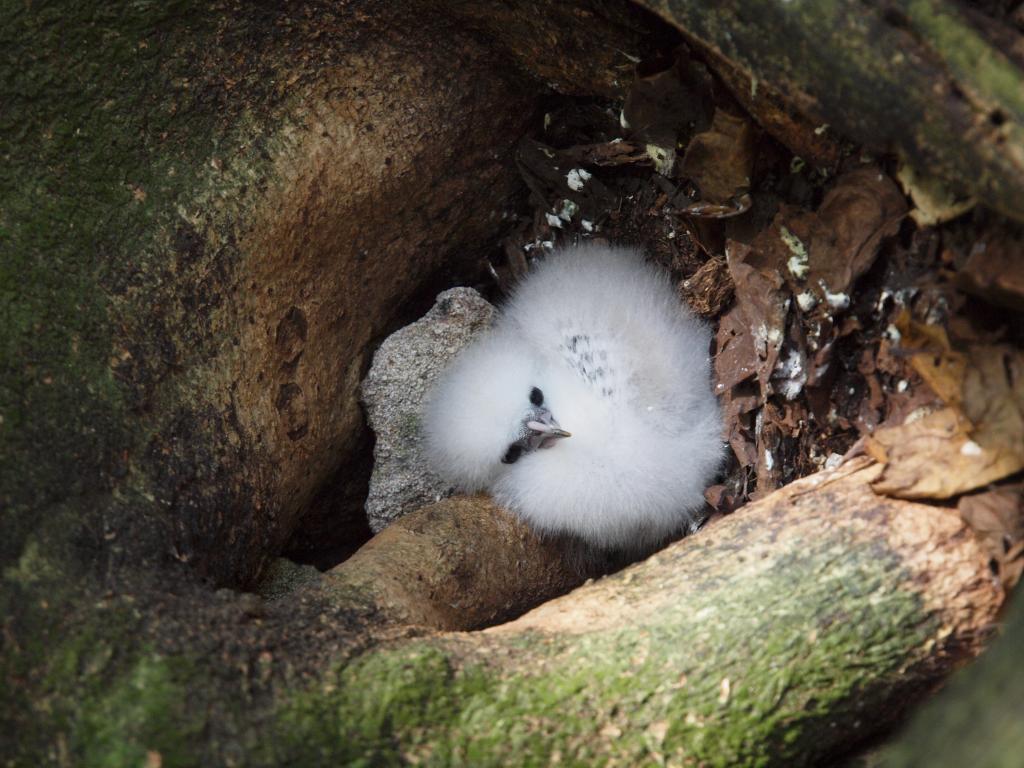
[522,408,570,451]
[527,420,572,439]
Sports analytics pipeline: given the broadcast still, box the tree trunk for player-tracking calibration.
[876,587,1024,767]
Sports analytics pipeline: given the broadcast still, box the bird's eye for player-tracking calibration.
[502,444,524,464]
[529,387,544,406]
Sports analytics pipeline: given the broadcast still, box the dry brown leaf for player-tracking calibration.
[715,240,789,397]
[895,315,977,411]
[761,168,906,306]
[958,484,1024,588]
[956,230,1024,312]
[870,315,1024,501]
[868,408,1024,499]
[963,344,1024,463]
[679,109,754,205]
[622,49,713,176]
[896,162,976,227]
[515,137,614,220]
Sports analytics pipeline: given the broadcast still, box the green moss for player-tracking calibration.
[0,0,313,567]
[879,592,1024,768]
[74,654,205,768]
[906,0,1024,123]
[0,4,313,755]
[277,535,933,766]
[0,576,222,768]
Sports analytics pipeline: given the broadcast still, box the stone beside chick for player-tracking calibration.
[423,244,723,552]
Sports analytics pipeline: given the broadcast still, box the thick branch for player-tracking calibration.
[285,459,1001,765]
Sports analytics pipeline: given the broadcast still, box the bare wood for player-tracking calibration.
[324,496,586,631]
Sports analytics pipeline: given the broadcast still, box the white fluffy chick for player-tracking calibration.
[424,244,723,552]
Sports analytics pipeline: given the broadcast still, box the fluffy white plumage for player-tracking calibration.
[423,244,723,551]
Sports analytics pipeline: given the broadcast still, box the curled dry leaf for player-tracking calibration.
[963,344,1024,463]
[622,48,713,176]
[768,167,907,304]
[867,408,1022,499]
[895,312,967,407]
[896,162,976,227]
[867,340,1024,500]
[716,240,789,397]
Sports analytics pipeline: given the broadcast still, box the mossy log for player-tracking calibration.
[276,458,999,766]
[636,0,1024,221]
[876,586,1024,768]
[6,458,1000,765]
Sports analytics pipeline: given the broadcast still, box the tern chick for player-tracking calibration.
[424,244,723,552]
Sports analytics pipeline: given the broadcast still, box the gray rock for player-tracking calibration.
[361,287,495,532]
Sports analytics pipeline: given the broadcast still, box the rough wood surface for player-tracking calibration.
[877,588,1024,767]
[325,496,585,630]
[3,1,1018,764]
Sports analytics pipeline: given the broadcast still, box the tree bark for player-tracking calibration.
[323,496,586,631]
[876,586,1024,768]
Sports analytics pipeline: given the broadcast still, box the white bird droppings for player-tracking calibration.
[960,440,983,456]
[796,291,818,312]
[824,290,850,311]
[824,453,844,469]
[566,168,592,191]
[780,226,809,280]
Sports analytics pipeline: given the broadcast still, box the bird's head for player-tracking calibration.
[423,332,571,490]
[499,386,572,465]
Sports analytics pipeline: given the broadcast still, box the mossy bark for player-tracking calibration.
[0,1,659,763]
[0,0,545,593]
[635,0,1024,220]
[876,588,1024,768]
[5,460,1000,766]
[275,460,999,766]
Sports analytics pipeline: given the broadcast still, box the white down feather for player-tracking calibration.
[423,243,723,550]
